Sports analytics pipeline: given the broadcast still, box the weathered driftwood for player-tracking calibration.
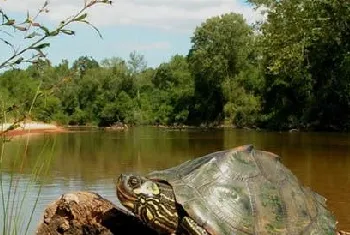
[36,191,157,235]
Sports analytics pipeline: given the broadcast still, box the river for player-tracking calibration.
[0,126,349,234]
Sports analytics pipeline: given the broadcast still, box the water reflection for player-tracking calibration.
[0,127,349,233]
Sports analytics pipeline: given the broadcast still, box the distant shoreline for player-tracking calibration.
[0,122,66,137]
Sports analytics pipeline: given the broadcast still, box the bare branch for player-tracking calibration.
[0,37,15,54]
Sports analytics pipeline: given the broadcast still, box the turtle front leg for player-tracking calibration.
[180,216,208,235]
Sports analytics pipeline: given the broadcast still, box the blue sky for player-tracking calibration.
[0,0,264,68]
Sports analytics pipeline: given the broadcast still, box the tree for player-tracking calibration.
[73,56,99,78]
[188,13,260,126]
[128,51,147,75]
[249,0,350,130]
[151,55,194,125]
[0,0,113,134]
[101,57,127,70]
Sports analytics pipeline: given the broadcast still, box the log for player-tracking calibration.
[36,191,157,235]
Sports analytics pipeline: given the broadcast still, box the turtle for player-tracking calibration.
[116,144,348,235]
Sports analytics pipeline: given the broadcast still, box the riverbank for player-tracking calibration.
[0,122,66,137]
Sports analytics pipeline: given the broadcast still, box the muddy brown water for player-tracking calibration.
[0,126,349,233]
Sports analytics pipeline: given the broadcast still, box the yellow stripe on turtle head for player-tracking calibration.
[123,201,135,210]
[146,208,154,221]
[133,180,160,196]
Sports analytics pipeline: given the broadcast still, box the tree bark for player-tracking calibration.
[36,191,157,235]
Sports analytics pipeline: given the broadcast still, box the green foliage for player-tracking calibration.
[151,55,194,125]
[72,56,99,78]
[33,96,62,122]
[188,13,262,126]
[0,1,113,234]
[2,2,350,131]
[251,0,350,130]
[222,74,261,127]
[0,11,260,130]
[98,91,134,126]
[128,51,147,75]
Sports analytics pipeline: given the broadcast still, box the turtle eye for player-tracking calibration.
[128,176,140,188]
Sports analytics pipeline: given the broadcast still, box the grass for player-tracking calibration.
[0,1,113,233]
[0,127,57,235]
[0,83,57,235]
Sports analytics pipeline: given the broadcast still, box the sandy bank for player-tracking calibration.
[0,122,66,137]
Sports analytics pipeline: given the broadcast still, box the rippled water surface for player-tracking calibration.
[0,126,349,233]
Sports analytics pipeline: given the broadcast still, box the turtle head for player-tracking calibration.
[116,174,160,212]
[116,173,179,233]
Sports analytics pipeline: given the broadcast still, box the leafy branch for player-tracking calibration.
[0,0,112,70]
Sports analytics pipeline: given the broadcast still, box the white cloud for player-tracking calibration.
[1,0,265,32]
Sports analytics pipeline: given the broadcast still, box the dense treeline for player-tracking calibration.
[0,54,196,127]
[1,0,350,131]
[251,0,350,131]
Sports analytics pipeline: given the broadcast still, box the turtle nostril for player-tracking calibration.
[117,174,122,182]
[117,174,127,184]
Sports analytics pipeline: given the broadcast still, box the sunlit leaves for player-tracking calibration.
[188,13,258,125]
[25,32,41,39]
[74,13,88,22]
[251,0,350,130]
[30,43,50,50]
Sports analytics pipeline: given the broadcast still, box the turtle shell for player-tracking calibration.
[147,145,337,235]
